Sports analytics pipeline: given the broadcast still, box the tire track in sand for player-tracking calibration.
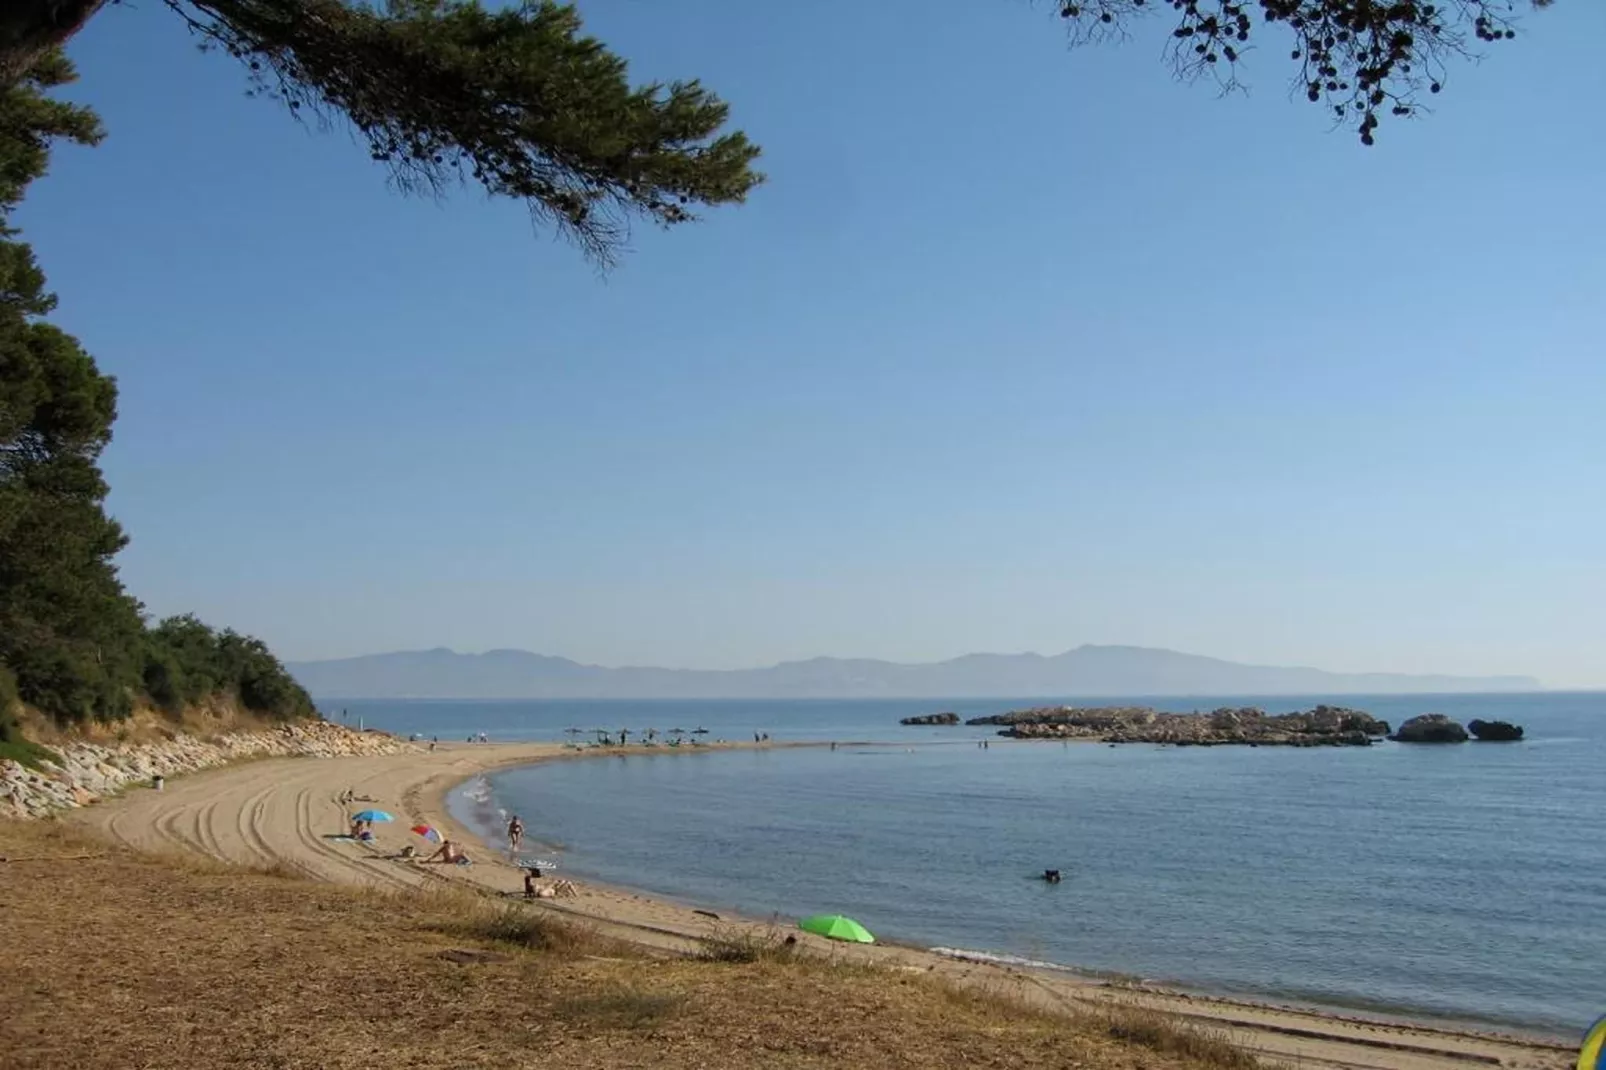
[234,779,281,868]
[154,801,200,855]
[289,781,415,891]
[191,796,227,861]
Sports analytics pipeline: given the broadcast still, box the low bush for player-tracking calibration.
[1094,1003,1261,1070]
[696,924,796,964]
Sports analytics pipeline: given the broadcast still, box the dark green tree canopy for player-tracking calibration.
[0,54,314,727]
[1056,0,1553,143]
[1,0,762,263]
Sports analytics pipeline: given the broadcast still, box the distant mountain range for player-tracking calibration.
[287,644,1540,700]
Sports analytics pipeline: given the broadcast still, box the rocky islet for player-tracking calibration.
[1467,719,1524,741]
[965,704,1390,746]
[1387,714,1471,743]
[953,706,1525,747]
[899,712,961,725]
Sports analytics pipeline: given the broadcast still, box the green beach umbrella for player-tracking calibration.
[798,914,875,944]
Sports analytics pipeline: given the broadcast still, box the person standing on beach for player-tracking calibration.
[507,814,524,853]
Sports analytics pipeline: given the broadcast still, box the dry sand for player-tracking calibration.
[77,741,1573,1070]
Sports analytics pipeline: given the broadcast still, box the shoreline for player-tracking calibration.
[430,745,1574,1047]
[74,740,1575,1070]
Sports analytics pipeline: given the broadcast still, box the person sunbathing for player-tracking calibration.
[426,840,469,865]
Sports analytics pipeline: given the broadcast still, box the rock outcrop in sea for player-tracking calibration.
[966,705,1390,746]
[0,720,414,820]
[1467,719,1524,741]
[899,712,961,725]
[1388,714,1469,743]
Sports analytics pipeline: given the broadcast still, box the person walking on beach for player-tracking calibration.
[507,814,524,854]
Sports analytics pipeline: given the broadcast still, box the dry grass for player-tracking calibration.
[1,818,1258,1070]
[428,895,631,958]
[11,701,278,747]
[1096,1002,1263,1070]
[696,922,797,963]
[555,983,688,1030]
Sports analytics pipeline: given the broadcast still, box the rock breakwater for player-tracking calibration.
[967,705,1391,746]
[0,720,415,820]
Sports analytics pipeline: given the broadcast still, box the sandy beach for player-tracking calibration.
[76,740,1574,1070]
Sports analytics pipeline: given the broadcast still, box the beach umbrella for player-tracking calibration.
[798,914,875,944]
[1580,1016,1606,1070]
[410,824,442,843]
[351,810,394,823]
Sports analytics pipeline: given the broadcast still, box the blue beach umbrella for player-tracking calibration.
[1580,1015,1606,1070]
[351,810,394,823]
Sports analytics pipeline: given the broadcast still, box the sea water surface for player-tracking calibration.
[347,693,1605,1036]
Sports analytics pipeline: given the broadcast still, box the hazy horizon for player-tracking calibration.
[31,1,1605,690]
[290,641,1551,687]
[286,642,1546,700]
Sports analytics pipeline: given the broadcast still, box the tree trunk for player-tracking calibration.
[0,0,111,86]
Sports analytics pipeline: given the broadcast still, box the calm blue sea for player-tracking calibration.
[345,693,1604,1036]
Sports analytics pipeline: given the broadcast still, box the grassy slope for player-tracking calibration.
[0,820,1255,1070]
[0,737,62,770]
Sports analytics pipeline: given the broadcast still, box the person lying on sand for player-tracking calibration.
[522,877,575,900]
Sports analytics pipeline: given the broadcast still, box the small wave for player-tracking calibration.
[929,947,1149,984]
[929,947,1077,974]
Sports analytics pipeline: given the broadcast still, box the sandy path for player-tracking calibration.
[77,742,1573,1070]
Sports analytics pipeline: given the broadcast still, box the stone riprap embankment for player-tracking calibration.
[1,720,415,820]
[967,704,1391,746]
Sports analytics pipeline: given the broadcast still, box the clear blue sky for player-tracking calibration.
[19,0,1605,685]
